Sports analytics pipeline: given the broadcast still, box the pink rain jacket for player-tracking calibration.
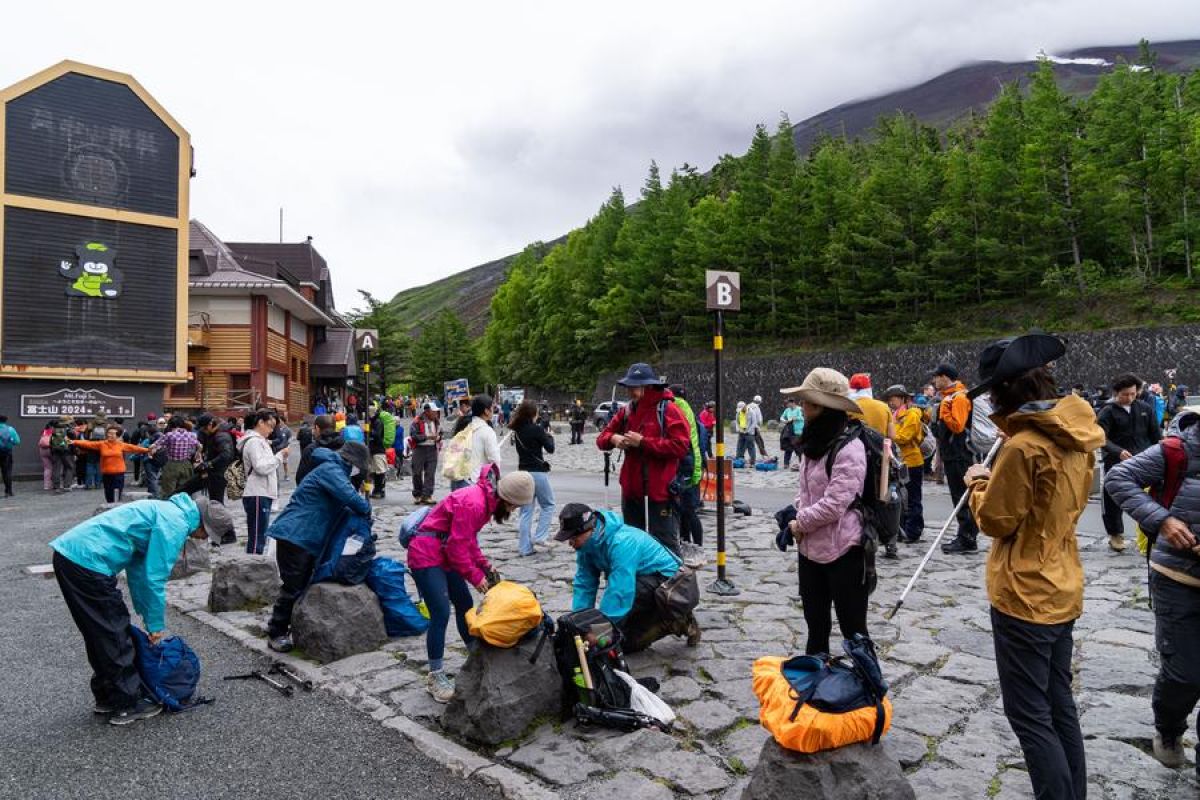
[407,465,496,586]
[793,437,866,564]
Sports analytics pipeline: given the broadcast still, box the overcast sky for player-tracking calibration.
[3,1,1199,312]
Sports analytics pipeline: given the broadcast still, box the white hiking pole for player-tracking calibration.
[884,437,1003,620]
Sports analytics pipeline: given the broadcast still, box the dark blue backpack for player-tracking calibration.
[131,627,208,711]
[366,558,429,637]
[311,511,377,585]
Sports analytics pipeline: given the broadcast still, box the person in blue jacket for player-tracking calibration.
[557,503,701,652]
[50,492,219,725]
[265,441,372,653]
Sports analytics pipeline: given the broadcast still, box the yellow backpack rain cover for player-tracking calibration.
[753,656,893,754]
[466,581,543,647]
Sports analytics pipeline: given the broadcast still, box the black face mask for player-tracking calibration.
[798,409,849,460]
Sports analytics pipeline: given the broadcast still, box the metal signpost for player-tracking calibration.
[356,328,378,403]
[705,270,741,596]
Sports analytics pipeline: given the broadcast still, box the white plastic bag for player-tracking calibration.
[614,670,676,726]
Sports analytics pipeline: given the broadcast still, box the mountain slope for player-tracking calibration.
[390,39,1200,337]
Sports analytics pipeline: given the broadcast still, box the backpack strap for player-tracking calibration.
[1158,437,1189,509]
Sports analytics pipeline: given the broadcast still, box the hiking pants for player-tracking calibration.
[622,496,681,556]
[40,448,53,490]
[780,433,795,468]
[410,565,474,672]
[570,422,584,445]
[797,546,869,656]
[1101,482,1127,537]
[735,433,756,463]
[52,551,144,711]
[267,539,317,638]
[411,446,437,499]
[991,607,1086,800]
[101,473,125,504]
[754,430,768,457]
[159,460,194,499]
[903,467,924,540]
[243,496,273,555]
[1150,571,1200,761]
[943,459,979,543]
[0,449,12,495]
[143,460,162,498]
[51,450,75,490]
[621,574,673,652]
[674,484,703,547]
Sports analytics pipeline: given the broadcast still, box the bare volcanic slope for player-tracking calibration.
[388,39,1200,338]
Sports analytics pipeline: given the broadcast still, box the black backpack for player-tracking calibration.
[825,422,907,594]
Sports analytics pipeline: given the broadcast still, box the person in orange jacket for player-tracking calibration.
[73,425,151,504]
[931,364,979,554]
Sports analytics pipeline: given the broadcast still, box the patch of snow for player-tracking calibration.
[1041,54,1113,68]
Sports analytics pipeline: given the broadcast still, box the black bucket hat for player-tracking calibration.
[968,334,1067,400]
[616,362,664,388]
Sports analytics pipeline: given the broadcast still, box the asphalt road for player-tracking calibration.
[0,487,497,800]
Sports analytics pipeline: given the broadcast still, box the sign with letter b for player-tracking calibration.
[705,270,741,311]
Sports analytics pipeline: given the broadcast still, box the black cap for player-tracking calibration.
[967,334,1067,400]
[932,364,958,381]
[556,503,595,541]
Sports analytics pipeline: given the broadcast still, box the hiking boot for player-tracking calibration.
[685,615,702,647]
[942,537,978,555]
[268,634,294,653]
[108,698,162,726]
[1153,733,1186,768]
[1108,534,1127,552]
[883,542,900,560]
[427,671,455,703]
[421,496,435,505]
[221,532,237,546]
[93,702,116,715]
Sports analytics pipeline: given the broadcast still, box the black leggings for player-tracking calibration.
[797,546,869,655]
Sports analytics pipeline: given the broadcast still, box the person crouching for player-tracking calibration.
[557,502,701,653]
[50,492,218,725]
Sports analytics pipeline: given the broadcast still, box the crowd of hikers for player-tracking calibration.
[29,342,1200,798]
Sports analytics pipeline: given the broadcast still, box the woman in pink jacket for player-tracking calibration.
[407,464,535,702]
[780,368,870,656]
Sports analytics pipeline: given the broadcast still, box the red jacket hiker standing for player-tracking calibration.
[597,363,691,555]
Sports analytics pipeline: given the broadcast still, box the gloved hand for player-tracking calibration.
[485,568,502,587]
[775,529,794,552]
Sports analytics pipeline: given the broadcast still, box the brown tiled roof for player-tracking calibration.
[310,327,356,378]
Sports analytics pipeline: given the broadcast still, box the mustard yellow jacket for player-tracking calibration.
[891,406,925,468]
[968,394,1104,625]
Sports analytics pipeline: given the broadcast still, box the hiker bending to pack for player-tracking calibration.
[963,334,1102,800]
[558,503,700,653]
[778,368,872,657]
[265,441,372,654]
[1105,407,1200,775]
[49,492,220,725]
[597,362,691,556]
[408,465,535,703]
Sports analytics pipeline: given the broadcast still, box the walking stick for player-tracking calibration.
[603,451,611,510]
[884,438,1003,620]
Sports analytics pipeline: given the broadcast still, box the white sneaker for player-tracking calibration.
[427,671,455,704]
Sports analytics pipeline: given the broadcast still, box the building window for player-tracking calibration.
[267,371,286,400]
[301,360,308,383]
[169,375,195,399]
[291,357,299,382]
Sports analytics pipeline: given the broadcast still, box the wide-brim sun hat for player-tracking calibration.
[338,441,372,474]
[779,368,862,414]
[616,362,664,388]
[881,384,912,400]
[967,333,1067,400]
[497,471,536,506]
[191,493,233,538]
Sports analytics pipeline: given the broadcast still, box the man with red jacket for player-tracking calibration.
[597,363,691,555]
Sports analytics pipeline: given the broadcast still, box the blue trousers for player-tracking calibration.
[518,471,555,555]
[243,496,273,554]
[411,565,475,671]
[735,433,756,463]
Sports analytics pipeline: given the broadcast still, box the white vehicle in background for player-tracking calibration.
[593,401,627,430]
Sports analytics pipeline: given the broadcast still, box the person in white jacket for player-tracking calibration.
[746,395,769,458]
[238,409,290,555]
[453,395,502,490]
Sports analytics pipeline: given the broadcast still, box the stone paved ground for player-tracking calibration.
[167,465,1199,800]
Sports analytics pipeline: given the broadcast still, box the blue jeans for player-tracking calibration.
[518,471,555,555]
[243,496,273,554]
[736,433,756,463]
[143,460,162,498]
[450,479,469,491]
[410,565,475,671]
[85,458,101,488]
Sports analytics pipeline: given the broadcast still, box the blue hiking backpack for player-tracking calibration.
[366,558,429,637]
[131,627,209,711]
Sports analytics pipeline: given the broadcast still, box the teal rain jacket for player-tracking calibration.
[571,510,681,623]
[50,493,200,633]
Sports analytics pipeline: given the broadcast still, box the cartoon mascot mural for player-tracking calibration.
[60,241,122,299]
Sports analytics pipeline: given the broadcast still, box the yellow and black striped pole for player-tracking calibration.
[708,309,739,595]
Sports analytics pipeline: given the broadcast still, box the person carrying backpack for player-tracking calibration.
[0,414,21,498]
[407,466,535,702]
[931,364,980,555]
[557,503,701,652]
[778,368,870,656]
[264,441,372,654]
[1105,408,1200,775]
[962,334,1102,800]
[49,492,220,725]
[597,363,691,555]
[668,385,704,547]
[882,385,925,544]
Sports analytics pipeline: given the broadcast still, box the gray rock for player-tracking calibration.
[1078,691,1156,742]
[207,557,279,612]
[587,772,675,800]
[506,726,605,785]
[169,537,211,580]
[890,676,987,738]
[741,738,915,800]
[936,652,998,685]
[681,698,745,736]
[442,635,560,746]
[882,727,929,769]
[659,675,703,704]
[723,724,770,772]
[291,582,388,663]
[886,640,951,668]
[589,726,677,764]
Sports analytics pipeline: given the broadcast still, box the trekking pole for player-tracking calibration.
[884,438,1003,621]
[603,452,611,510]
